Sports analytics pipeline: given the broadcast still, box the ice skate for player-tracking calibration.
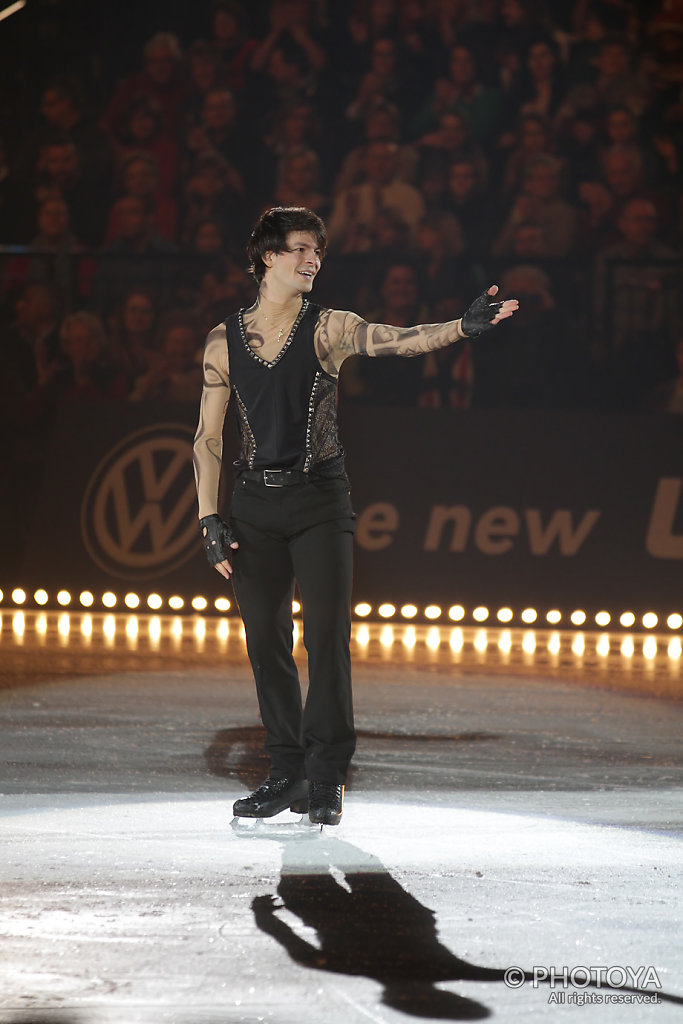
[232,777,309,818]
[308,782,344,826]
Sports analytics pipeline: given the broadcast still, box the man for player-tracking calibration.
[327,140,425,253]
[193,206,518,826]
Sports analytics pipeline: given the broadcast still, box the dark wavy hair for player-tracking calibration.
[246,206,327,283]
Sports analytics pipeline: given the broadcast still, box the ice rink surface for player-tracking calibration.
[1,612,682,1023]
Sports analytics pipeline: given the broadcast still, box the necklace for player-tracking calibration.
[256,296,302,347]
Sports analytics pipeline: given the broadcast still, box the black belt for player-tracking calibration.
[239,467,312,487]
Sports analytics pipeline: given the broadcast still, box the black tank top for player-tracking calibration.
[225,299,344,472]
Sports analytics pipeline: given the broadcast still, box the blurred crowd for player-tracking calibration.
[1,0,682,419]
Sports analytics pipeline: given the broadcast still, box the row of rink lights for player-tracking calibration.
[355,601,683,632]
[2,589,683,633]
[6,611,682,664]
[355,623,682,663]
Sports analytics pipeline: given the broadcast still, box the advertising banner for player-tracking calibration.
[9,403,683,616]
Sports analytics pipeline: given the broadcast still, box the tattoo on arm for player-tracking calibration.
[193,328,231,518]
[315,309,465,371]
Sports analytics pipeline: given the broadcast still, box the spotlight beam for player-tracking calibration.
[0,1,27,24]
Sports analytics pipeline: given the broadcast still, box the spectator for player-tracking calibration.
[503,36,567,127]
[414,210,469,306]
[111,94,181,200]
[105,153,178,242]
[109,151,179,241]
[560,107,601,188]
[272,147,329,215]
[327,140,425,252]
[185,40,226,120]
[415,147,451,212]
[197,257,255,317]
[412,42,502,147]
[130,311,203,402]
[184,88,270,204]
[345,37,410,123]
[472,264,576,409]
[6,198,93,299]
[32,311,128,411]
[33,138,110,246]
[575,179,614,250]
[596,197,680,405]
[445,157,498,261]
[600,105,667,183]
[597,143,676,240]
[264,99,323,180]
[343,261,428,404]
[418,295,474,409]
[334,101,416,194]
[345,0,400,51]
[640,10,683,111]
[1,282,64,392]
[251,0,326,78]
[500,111,557,198]
[209,1,258,93]
[561,34,651,121]
[180,152,250,247]
[417,110,487,182]
[101,33,188,139]
[492,153,577,258]
[179,216,253,311]
[107,287,160,383]
[17,76,114,192]
[97,194,177,307]
[497,0,552,90]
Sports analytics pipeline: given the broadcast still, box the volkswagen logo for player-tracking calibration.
[81,423,198,579]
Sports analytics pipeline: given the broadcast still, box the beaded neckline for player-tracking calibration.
[238,300,309,369]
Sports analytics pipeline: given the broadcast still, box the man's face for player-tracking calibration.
[265,231,322,294]
[16,286,52,329]
[124,160,157,195]
[124,293,155,333]
[116,198,147,239]
[202,91,235,129]
[449,162,476,199]
[527,42,555,79]
[195,221,223,253]
[145,45,176,84]
[381,265,417,307]
[41,88,74,128]
[164,326,198,372]
[365,143,397,185]
[524,163,558,200]
[618,201,657,246]
[371,39,396,75]
[62,321,99,367]
[603,153,640,196]
[38,200,69,240]
[596,43,629,77]
[449,47,475,85]
[286,155,315,191]
[43,144,79,185]
[607,109,635,144]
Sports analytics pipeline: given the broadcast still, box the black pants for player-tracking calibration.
[230,473,356,784]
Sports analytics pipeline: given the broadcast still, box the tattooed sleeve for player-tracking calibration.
[314,308,466,375]
[193,324,231,519]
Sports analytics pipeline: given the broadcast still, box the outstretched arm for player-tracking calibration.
[316,285,518,375]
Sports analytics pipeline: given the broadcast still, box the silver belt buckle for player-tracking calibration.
[263,469,284,487]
